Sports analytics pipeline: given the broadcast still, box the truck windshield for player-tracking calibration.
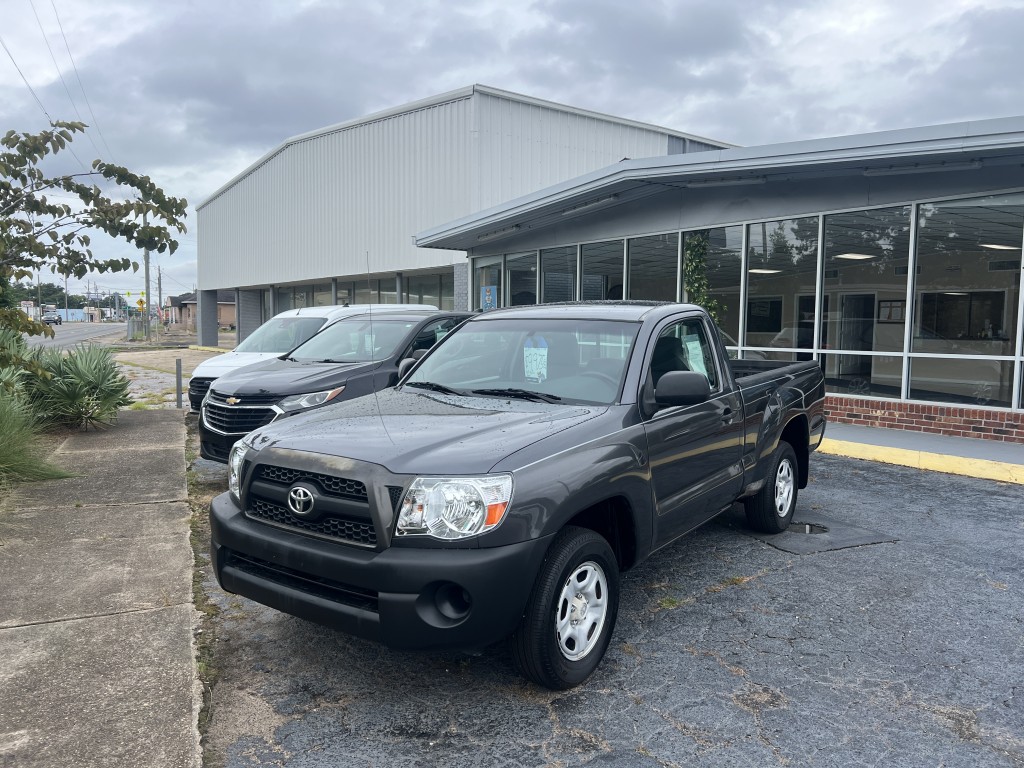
[288,318,418,362]
[234,317,327,353]
[406,318,640,405]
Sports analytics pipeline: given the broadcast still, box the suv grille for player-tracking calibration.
[203,401,276,434]
[188,377,214,410]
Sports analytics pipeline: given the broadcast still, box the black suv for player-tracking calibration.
[42,312,62,325]
[199,310,471,462]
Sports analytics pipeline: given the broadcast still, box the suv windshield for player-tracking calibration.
[406,318,640,405]
[233,317,327,353]
[288,318,418,362]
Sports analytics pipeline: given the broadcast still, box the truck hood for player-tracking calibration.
[190,352,283,380]
[209,358,378,398]
[245,387,604,475]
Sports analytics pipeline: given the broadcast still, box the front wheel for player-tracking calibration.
[744,441,798,533]
[511,526,620,690]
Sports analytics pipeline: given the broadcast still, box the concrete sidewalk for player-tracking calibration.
[821,421,1024,484]
[0,410,201,768]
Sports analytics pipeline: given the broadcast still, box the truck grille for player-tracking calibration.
[247,498,377,547]
[225,550,379,613]
[258,465,368,502]
[203,401,276,435]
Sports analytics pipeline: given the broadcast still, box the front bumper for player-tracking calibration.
[210,492,551,651]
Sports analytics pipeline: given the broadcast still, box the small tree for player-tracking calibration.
[0,121,188,368]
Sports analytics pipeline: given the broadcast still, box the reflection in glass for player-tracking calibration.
[541,246,577,303]
[505,252,537,306]
[628,233,678,301]
[406,274,441,307]
[820,352,903,398]
[909,356,1013,408]
[744,218,819,357]
[913,193,1023,355]
[684,226,743,340]
[581,240,624,300]
[313,283,333,306]
[440,271,454,310]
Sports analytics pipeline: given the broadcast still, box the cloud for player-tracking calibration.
[2,0,1023,296]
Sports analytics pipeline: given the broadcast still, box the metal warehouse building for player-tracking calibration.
[195,84,727,341]
[417,116,1024,439]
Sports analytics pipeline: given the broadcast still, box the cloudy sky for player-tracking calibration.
[2,0,1023,300]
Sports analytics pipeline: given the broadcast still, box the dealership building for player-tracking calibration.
[196,88,1024,441]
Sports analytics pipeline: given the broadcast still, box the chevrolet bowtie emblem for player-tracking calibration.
[226,397,240,405]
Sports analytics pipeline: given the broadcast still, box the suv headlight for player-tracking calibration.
[278,387,345,413]
[396,475,513,540]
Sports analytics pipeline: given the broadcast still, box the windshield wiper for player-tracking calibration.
[405,381,464,395]
[469,388,562,403]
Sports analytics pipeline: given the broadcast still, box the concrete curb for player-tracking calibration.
[818,437,1024,484]
[188,345,227,353]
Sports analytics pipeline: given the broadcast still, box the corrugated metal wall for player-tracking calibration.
[198,89,688,291]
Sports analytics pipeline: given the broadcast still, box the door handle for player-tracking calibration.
[722,407,735,424]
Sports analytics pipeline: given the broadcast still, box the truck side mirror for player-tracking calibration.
[398,358,418,379]
[655,371,711,407]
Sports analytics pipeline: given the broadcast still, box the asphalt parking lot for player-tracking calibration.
[193,451,1023,767]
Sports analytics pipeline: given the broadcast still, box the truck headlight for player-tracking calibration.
[396,475,513,540]
[227,441,250,501]
[278,387,345,413]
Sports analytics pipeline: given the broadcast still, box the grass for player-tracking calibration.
[0,394,72,489]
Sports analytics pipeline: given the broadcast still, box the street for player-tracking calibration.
[23,322,124,350]
[192,449,1023,767]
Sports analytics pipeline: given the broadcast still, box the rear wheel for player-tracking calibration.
[744,441,798,533]
[511,526,620,689]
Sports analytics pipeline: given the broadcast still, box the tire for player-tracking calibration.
[511,526,620,690]
[745,441,798,534]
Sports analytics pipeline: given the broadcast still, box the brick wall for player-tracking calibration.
[825,397,1024,444]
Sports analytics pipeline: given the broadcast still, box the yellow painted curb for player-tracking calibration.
[818,438,1024,485]
[188,345,227,353]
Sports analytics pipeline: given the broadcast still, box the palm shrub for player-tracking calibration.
[0,386,69,487]
[25,344,133,430]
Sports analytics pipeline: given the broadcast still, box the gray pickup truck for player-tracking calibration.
[210,302,826,689]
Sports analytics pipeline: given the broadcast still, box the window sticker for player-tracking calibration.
[524,336,549,382]
[682,334,708,378]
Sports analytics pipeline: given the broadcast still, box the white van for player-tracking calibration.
[187,304,437,410]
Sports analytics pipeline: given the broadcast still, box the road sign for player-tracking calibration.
[136,299,145,310]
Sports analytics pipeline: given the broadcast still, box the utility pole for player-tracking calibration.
[143,210,151,342]
[158,265,163,334]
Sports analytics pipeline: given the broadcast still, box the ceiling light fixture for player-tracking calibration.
[834,253,876,260]
[682,176,767,189]
[980,243,1020,251]
[748,268,782,274]
[559,194,619,216]
[862,160,982,177]
[477,224,521,242]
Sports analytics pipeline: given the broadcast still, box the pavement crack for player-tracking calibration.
[0,603,192,631]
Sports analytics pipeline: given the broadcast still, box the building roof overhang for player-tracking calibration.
[415,116,1024,252]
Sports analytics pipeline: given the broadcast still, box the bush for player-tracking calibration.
[25,344,133,430]
[0,391,69,487]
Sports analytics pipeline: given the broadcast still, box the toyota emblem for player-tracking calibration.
[287,485,315,517]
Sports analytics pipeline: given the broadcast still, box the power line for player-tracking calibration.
[0,31,52,122]
[50,0,116,164]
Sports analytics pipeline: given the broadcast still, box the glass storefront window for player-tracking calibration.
[355,280,378,305]
[628,233,678,301]
[581,240,624,300]
[313,283,333,306]
[406,274,440,307]
[744,218,819,357]
[684,226,744,342]
[822,206,912,394]
[380,278,398,304]
[440,271,454,310]
[505,252,537,306]
[908,193,1022,406]
[474,256,502,311]
[541,246,577,303]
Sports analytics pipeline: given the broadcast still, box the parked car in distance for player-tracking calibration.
[42,312,62,325]
[187,304,437,410]
[199,310,472,462]
[210,301,826,689]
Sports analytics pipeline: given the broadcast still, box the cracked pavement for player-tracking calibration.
[194,452,1023,767]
